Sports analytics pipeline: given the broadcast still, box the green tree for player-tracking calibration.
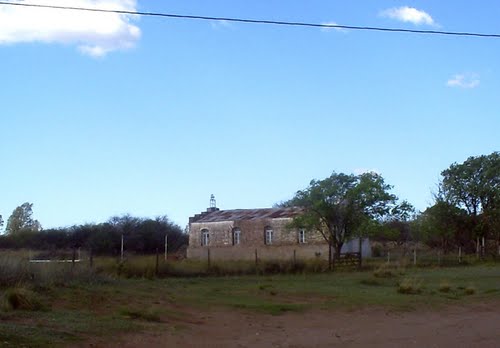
[439,152,500,246]
[416,199,470,252]
[373,200,417,254]
[285,172,396,266]
[440,152,499,216]
[0,214,4,232]
[5,202,41,235]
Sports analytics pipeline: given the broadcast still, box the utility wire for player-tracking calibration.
[1,1,500,39]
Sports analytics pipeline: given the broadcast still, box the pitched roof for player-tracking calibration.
[191,207,302,223]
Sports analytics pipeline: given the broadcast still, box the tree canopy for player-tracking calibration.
[284,171,397,259]
[430,151,500,250]
[0,213,187,255]
[5,202,41,235]
[440,151,499,217]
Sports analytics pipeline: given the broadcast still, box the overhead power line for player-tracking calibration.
[1,1,500,39]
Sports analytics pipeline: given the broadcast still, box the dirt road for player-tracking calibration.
[80,302,500,348]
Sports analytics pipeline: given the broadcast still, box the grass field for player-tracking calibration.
[1,254,499,347]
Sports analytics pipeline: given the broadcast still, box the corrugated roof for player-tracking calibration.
[192,207,302,223]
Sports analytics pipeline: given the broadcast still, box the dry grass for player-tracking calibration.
[438,280,452,293]
[1,287,44,311]
[397,277,423,294]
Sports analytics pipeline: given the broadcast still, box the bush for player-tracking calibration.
[1,287,44,311]
[438,280,452,293]
[373,263,395,278]
[464,285,476,295]
[397,277,423,294]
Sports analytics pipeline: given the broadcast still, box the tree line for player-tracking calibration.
[0,208,187,255]
[283,151,499,262]
[1,151,498,258]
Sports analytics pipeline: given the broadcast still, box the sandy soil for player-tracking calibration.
[78,302,500,348]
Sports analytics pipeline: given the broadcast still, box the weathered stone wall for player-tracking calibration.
[189,217,325,249]
[188,216,371,260]
[186,239,371,261]
[189,221,235,247]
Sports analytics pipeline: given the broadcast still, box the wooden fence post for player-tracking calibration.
[458,246,462,264]
[413,247,417,266]
[207,248,211,269]
[72,248,76,271]
[89,248,93,269]
[155,248,159,276]
[121,234,124,262]
[293,249,297,266]
[358,238,363,270]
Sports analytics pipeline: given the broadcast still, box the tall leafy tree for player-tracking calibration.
[285,172,396,264]
[5,202,41,235]
[415,199,470,252]
[439,152,500,244]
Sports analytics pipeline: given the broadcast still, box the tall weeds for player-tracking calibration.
[0,255,30,287]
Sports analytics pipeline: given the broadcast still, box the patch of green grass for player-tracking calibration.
[360,278,383,286]
[1,254,499,347]
[0,310,139,347]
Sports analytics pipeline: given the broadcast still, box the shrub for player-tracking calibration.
[1,287,44,311]
[373,264,395,278]
[464,285,476,295]
[438,280,452,293]
[397,277,423,294]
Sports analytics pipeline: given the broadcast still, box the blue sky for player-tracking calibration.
[0,0,499,230]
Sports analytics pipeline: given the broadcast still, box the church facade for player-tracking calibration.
[187,197,371,261]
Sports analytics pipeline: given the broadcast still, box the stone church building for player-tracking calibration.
[187,196,370,261]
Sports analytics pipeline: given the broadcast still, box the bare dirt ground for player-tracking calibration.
[78,302,500,348]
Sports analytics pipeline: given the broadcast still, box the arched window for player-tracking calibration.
[298,229,306,244]
[232,228,241,245]
[201,229,209,246]
[264,226,273,245]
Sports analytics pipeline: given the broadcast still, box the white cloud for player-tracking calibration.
[0,0,141,57]
[210,19,232,29]
[447,73,480,89]
[380,6,435,26]
[321,22,348,33]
